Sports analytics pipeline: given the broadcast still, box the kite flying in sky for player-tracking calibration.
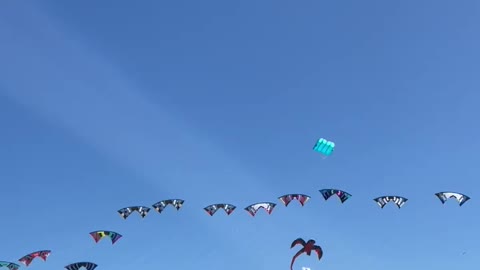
[319,189,352,203]
[152,199,184,213]
[204,203,236,216]
[290,238,323,270]
[374,196,408,209]
[117,206,150,219]
[435,191,470,206]
[0,262,20,270]
[65,262,97,270]
[18,250,51,266]
[244,202,276,216]
[313,138,335,158]
[279,194,311,206]
[90,230,122,244]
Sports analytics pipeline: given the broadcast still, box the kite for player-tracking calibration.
[302,268,311,270]
[0,262,20,270]
[313,138,335,158]
[244,202,276,216]
[90,230,122,244]
[204,204,236,216]
[435,192,470,206]
[117,206,150,219]
[152,199,184,213]
[18,250,51,266]
[290,238,323,270]
[319,189,352,203]
[374,196,408,209]
[278,194,311,207]
[65,262,97,270]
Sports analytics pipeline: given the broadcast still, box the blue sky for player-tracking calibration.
[0,1,479,269]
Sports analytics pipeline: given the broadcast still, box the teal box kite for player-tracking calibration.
[313,138,335,157]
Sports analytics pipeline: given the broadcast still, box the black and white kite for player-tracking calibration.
[319,189,352,203]
[244,202,276,216]
[435,192,470,206]
[117,206,150,219]
[204,204,236,216]
[152,199,184,213]
[373,196,408,209]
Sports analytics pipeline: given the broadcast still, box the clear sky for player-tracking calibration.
[0,1,479,270]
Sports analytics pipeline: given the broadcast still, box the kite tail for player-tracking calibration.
[290,252,301,270]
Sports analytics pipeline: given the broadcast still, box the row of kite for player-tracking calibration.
[0,231,121,270]
[2,236,321,270]
[2,236,319,270]
[118,190,471,218]
[0,260,98,270]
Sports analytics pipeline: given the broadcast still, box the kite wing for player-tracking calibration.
[117,207,133,219]
[313,138,335,157]
[279,194,293,206]
[37,250,50,261]
[313,245,323,260]
[435,192,470,206]
[244,202,276,216]
[204,204,220,216]
[152,200,168,213]
[279,194,311,206]
[169,199,184,210]
[291,238,306,248]
[374,196,408,209]
[136,206,150,217]
[222,204,236,215]
[319,189,335,201]
[18,256,33,267]
[65,262,98,270]
[90,230,122,244]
